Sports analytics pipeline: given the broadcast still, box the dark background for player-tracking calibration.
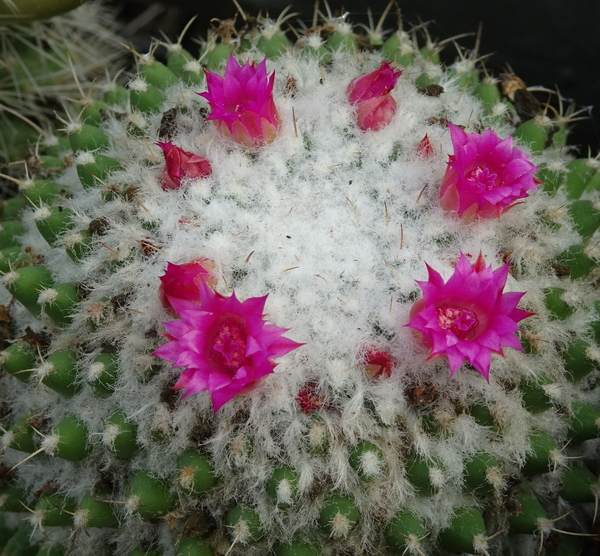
[108,0,600,154]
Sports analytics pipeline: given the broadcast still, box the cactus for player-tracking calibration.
[0,0,125,162]
[1,4,599,556]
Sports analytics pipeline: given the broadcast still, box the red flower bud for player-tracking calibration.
[347,62,402,132]
[159,259,216,315]
[157,142,212,191]
[363,347,394,379]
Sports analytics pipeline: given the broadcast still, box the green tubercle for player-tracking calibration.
[519,376,554,414]
[562,338,597,381]
[555,244,596,279]
[176,448,217,494]
[86,352,118,397]
[349,440,384,481]
[68,124,110,152]
[464,452,501,495]
[522,431,557,476]
[46,415,90,462]
[559,463,598,504]
[76,493,119,528]
[543,287,575,320]
[567,199,600,241]
[35,206,76,247]
[201,42,233,71]
[469,404,495,427]
[266,465,299,508]
[6,415,40,453]
[223,505,263,544]
[507,490,546,534]
[39,349,80,397]
[438,507,487,555]
[405,455,444,496]
[128,470,174,520]
[104,411,140,459]
[0,220,26,249]
[0,342,37,383]
[21,180,65,207]
[568,402,600,443]
[513,117,552,152]
[317,494,359,538]
[257,32,292,58]
[34,493,76,527]
[39,283,81,327]
[564,158,599,200]
[3,265,54,317]
[64,229,92,262]
[474,78,501,110]
[80,100,109,127]
[536,164,566,195]
[138,58,180,90]
[385,511,426,554]
[175,537,212,556]
[103,84,129,107]
[76,154,122,190]
[129,80,166,114]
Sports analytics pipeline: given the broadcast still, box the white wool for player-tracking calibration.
[329,512,354,538]
[34,361,54,380]
[359,450,383,479]
[102,423,120,449]
[37,288,58,305]
[41,434,60,455]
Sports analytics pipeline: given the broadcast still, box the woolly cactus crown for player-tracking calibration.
[0,4,599,556]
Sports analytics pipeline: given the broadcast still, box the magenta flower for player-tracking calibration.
[153,281,303,412]
[406,253,533,380]
[440,123,539,219]
[347,62,402,132]
[157,142,212,191]
[159,259,216,315]
[198,55,280,148]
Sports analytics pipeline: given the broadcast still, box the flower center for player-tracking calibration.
[436,305,478,340]
[212,317,249,372]
[466,166,497,190]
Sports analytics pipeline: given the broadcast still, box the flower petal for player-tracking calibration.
[406,254,531,380]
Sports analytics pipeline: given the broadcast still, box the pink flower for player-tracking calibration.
[406,253,533,380]
[159,259,216,315]
[157,142,212,191]
[153,281,303,412]
[347,62,402,131]
[363,347,394,379]
[198,56,280,148]
[440,123,539,219]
